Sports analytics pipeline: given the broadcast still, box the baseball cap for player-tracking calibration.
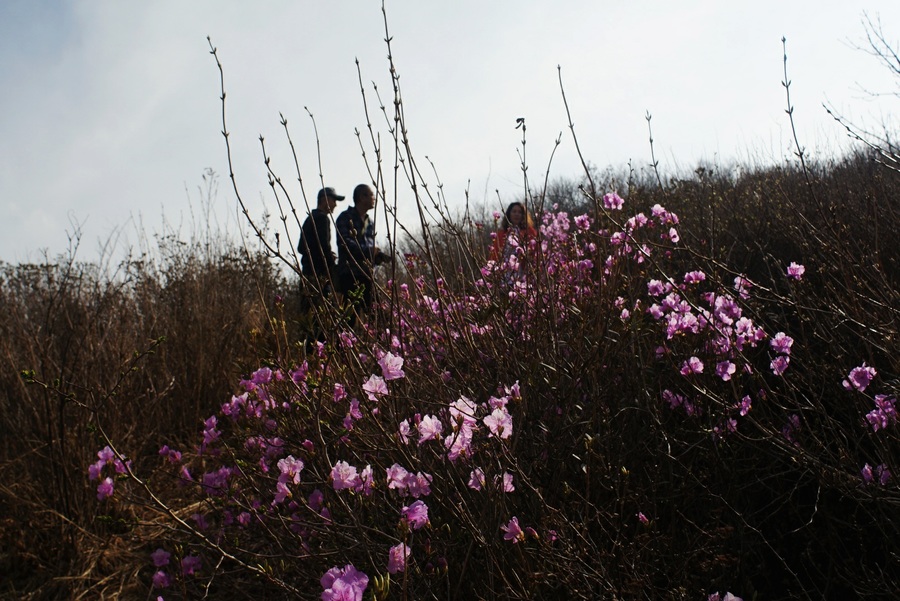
[317,187,346,201]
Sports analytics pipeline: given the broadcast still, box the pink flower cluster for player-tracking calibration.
[865,395,897,432]
[320,564,368,601]
[843,363,877,392]
[87,445,130,500]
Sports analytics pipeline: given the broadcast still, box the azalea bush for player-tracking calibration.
[71,179,899,600]
[7,19,900,600]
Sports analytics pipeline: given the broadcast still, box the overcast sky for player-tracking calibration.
[1,1,898,263]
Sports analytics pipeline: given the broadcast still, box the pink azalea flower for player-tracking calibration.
[387,542,411,574]
[501,516,525,543]
[483,407,513,439]
[418,414,443,445]
[378,352,406,381]
[355,465,375,496]
[866,395,897,432]
[151,570,171,589]
[861,463,874,484]
[668,227,680,243]
[733,275,752,299]
[770,332,794,355]
[398,419,411,445]
[97,446,115,464]
[468,468,486,491]
[715,361,736,381]
[787,262,805,280]
[333,383,347,403]
[444,423,474,461]
[277,455,304,485]
[602,192,624,210]
[151,548,171,568]
[181,555,201,576]
[386,464,410,492]
[680,357,704,375]
[339,331,356,348]
[738,395,752,416]
[321,565,369,601]
[401,500,429,530]
[683,270,705,284]
[496,471,515,492]
[330,461,360,491]
[97,477,114,500]
[843,363,877,392]
[362,375,388,401]
[406,472,433,498]
[770,355,790,376]
[449,396,478,426]
[647,279,670,296]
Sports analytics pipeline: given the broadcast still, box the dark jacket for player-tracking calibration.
[335,206,381,278]
[298,208,336,281]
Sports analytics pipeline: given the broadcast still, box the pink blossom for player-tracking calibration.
[151,570,171,589]
[843,363,877,392]
[151,548,171,568]
[339,331,356,348]
[468,468,486,491]
[715,361,736,381]
[277,455,304,485]
[386,464,410,491]
[321,565,369,601]
[680,356,704,375]
[398,419,411,445]
[333,383,347,403]
[861,463,874,484]
[418,414,443,445]
[602,192,624,210]
[770,332,794,355]
[181,555,201,576]
[637,512,650,525]
[444,423,473,461]
[647,279,670,296]
[97,477,114,500]
[787,262,805,280]
[483,407,513,439]
[684,270,705,284]
[97,446,115,464]
[496,471,515,492]
[668,227,680,243]
[362,375,388,401]
[733,275,752,298]
[449,396,478,426]
[739,395,752,416]
[401,500,429,529]
[355,465,375,496]
[501,516,525,543]
[378,352,406,381]
[330,461,360,491]
[406,472,433,498]
[770,355,790,376]
[574,214,591,229]
[387,542,411,574]
[88,460,104,481]
[866,395,897,432]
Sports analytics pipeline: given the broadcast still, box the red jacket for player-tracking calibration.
[490,226,537,261]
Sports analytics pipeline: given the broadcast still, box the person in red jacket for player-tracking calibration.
[491,201,537,262]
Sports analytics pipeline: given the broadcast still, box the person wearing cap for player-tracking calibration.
[298,186,345,297]
[335,184,390,312]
